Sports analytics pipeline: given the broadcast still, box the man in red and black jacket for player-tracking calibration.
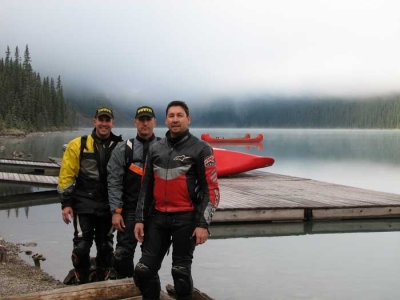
[134,100,220,300]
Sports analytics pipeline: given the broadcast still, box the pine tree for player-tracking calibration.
[5,46,10,65]
[0,45,76,132]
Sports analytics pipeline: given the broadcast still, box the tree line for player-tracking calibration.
[0,45,76,133]
[2,44,400,130]
[192,96,400,128]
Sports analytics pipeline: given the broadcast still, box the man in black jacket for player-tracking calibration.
[107,106,158,279]
[134,100,220,300]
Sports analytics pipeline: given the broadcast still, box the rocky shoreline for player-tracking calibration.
[0,128,27,137]
[0,237,65,297]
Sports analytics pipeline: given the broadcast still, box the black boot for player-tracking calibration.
[74,270,89,284]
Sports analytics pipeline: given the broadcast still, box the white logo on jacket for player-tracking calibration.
[173,155,191,162]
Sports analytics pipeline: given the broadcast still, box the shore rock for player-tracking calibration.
[0,238,65,297]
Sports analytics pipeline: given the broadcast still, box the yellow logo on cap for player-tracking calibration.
[97,108,112,114]
[137,107,153,114]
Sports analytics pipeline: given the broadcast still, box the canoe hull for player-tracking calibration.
[213,148,274,177]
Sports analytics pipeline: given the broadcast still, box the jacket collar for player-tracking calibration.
[91,128,122,144]
[166,130,190,147]
[136,133,156,144]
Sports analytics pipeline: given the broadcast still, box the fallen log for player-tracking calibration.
[166,284,215,300]
[1,278,215,300]
[2,278,140,300]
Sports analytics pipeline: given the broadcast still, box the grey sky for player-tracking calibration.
[1,0,400,103]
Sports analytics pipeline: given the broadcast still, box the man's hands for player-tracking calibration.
[62,207,74,224]
[192,227,209,245]
[134,223,145,243]
[112,213,126,232]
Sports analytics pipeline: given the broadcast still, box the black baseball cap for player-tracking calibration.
[135,106,155,119]
[95,107,114,119]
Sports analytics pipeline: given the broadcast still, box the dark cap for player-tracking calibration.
[135,106,155,119]
[95,107,114,119]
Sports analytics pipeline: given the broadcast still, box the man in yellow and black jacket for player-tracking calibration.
[58,107,122,284]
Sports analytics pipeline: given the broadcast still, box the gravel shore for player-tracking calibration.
[0,237,65,297]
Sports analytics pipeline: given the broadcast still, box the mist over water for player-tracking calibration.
[3,1,400,102]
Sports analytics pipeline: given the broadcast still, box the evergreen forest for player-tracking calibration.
[0,45,76,134]
[193,96,400,128]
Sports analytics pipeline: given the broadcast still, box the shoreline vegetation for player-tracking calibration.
[0,237,65,297]
[0,127,77,138]
[0,128,27,137]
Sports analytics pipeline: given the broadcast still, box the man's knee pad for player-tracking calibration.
[171,265,193,297]
[73,240,91,255]
[113,247,133,278]
[114,247,131,261]
[134,262,161,298]
[134,262,154,282]
[72,241,91,268]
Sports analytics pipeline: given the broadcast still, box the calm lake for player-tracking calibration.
[1,128,400,299]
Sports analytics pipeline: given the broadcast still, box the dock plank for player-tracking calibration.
[0,158,59,168]
[0,171,58,187]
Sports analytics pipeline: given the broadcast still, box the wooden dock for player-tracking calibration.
[214,171,400,222]
[0,158,59,186]
[1,159,400,222]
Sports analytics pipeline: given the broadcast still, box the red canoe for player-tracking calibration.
[213,148,274,177]
[201,133,264,143]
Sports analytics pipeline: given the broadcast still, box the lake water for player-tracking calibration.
[1,128,400,299]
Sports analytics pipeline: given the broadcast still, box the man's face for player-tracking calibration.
[135,116,156,139]
[93,115,113,139]
[165,105,191,137]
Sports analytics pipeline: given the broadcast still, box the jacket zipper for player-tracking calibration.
[164,147,173,211]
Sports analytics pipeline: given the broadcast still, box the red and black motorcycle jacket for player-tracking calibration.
[135,130,220,228]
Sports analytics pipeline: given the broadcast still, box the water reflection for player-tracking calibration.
[1,203,400,300]
[1,129,400,299]
[4,207,30,218]
[208,142,264,152]
[203,128,400,164]
[211,219,400,239]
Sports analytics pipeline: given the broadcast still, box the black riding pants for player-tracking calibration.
[135,210,196,300]
[72,213,113,281]
[114,210,138,278]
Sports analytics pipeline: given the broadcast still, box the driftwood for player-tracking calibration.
[0,245,7,262]
[2,278,140,300]
[32,253,46,267]
[2,279,214,300]
[166,284,215,300]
